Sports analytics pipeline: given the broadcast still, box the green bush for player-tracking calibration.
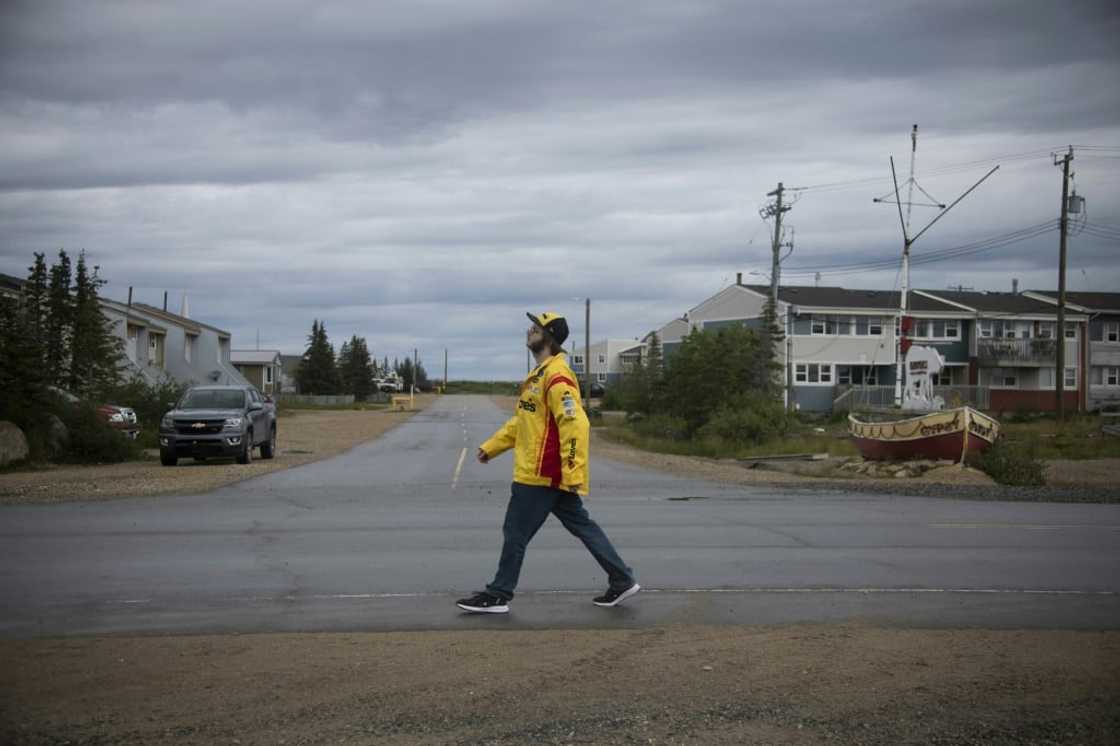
[697,392,789,446]
[60,403,141,464]
[973,438,1046,486]
[600,386,626,411]
[632,414,690,442]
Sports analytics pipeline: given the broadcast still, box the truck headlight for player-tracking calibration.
[223,417,243,429]
[109,412,125,423]
[160,414,173,429]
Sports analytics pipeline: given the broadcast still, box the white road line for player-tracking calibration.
[451,447,467,489]
[100,587,1119,605]
[931,523,1120,530]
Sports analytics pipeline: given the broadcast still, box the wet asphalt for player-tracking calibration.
[1,394,1118,637]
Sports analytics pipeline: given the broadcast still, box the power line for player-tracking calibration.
[779,220,1056,276]
[787,144,1119,195]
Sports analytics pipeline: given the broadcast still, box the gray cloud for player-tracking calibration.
[1,0,1118,378]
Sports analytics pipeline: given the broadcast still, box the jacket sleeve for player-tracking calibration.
[480,416,518,458]
[545,373,589,489]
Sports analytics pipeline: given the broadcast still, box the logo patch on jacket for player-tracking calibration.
[561,393,576,418]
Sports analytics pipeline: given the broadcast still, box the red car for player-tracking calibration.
[49,386,141,440]
[97,403,141,440]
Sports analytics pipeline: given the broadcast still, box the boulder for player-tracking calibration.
[42,413,70,459]
[0,421,30,467]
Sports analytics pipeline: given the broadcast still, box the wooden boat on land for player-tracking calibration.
[848,407,999,462]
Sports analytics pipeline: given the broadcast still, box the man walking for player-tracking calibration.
[456,311,640,614]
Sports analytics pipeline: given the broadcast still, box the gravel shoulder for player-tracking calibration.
[0,395,436,505]
[2,624,1116,745]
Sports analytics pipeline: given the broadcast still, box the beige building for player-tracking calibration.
[232,350,283,396]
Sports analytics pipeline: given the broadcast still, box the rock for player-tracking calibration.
[0,421,30,466]
[894,470,910,478]
[42,413,69,459]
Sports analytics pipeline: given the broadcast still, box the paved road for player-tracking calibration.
[2,395,1118,637]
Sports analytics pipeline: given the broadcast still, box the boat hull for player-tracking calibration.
[848,407,999,463]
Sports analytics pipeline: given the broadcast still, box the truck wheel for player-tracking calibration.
[260,426,276,459]
[236,431,253,464]
[160,449,178,467]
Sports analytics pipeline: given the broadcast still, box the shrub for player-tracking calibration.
[632,414,690,442]
[697,392,789,446]
[973,438,1046,486]
[60,403,141,464]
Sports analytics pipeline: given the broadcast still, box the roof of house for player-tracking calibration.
[232,350,282,365]
[0,272,24,292]
[741,284,962,313]
[917,290,1074,315]
[129,302,226,335]
[1027,291,1120,313]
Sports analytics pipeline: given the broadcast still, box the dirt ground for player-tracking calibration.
[0,395,435,505]
[1,625,1117,745]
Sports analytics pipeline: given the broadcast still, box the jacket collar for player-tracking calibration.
[530,351,566,377]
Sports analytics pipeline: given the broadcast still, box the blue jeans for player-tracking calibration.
[487,482,635,601]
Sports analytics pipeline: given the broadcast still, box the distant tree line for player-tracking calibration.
[295,319,429,398]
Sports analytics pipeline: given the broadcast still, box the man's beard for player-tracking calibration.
[527,338,548,354]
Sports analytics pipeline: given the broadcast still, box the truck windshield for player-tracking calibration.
[180,390,245,409]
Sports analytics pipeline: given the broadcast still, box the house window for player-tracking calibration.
[869,318,883,336]
[1065,367,1077,388]
[1037,322,1054,339]
[184,335,194,363]
[811,317,827,335]
[265,366,274,385]
[836,318,851,335]
[837,366,851,385]
[1110,368,1120,386]
[995,372,1017,388]
[945,320,959,338]
[865,368,878,385]
[1107,322,1120,343]
[854,318,868,336]
[1065,323,1077,340]
[598,354,606,365]
[795,363,831,385]
[572,354,583,365]
[979,320,993,338]
[596,372,606,383]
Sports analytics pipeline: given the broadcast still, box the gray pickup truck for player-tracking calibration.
[159,385,277,466]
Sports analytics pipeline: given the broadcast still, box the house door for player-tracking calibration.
[127,326,139,362]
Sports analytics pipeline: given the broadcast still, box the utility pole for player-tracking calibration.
[761,183,792,409]
[585,298,592,402]
[763,183,791,312]
[1055,146,1073,421]
[411,348,418,407]
[443,347,448,394]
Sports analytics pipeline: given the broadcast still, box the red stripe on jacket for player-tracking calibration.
[545,375,577,394]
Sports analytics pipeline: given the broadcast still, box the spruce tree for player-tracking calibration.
[297,320,340,395]
[68,252,123,396]
[23,252,48,370]
[44,250,73,386]
[759,294,785,396]
[344,336,374,401]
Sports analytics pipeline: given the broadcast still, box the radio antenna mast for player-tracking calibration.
[876,125,1000,407]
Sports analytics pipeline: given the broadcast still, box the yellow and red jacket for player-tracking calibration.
[480,353,590,495]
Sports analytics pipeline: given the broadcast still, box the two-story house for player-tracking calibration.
[915,290,1088,413]
[569,339,644,388]
[1024,291,1120,411]
[102,298,250,388]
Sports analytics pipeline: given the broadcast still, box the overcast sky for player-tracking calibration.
[2,0,1118,379]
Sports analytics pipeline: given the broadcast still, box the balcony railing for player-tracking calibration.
[832,385,990,413]
[977,337,1057,365]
